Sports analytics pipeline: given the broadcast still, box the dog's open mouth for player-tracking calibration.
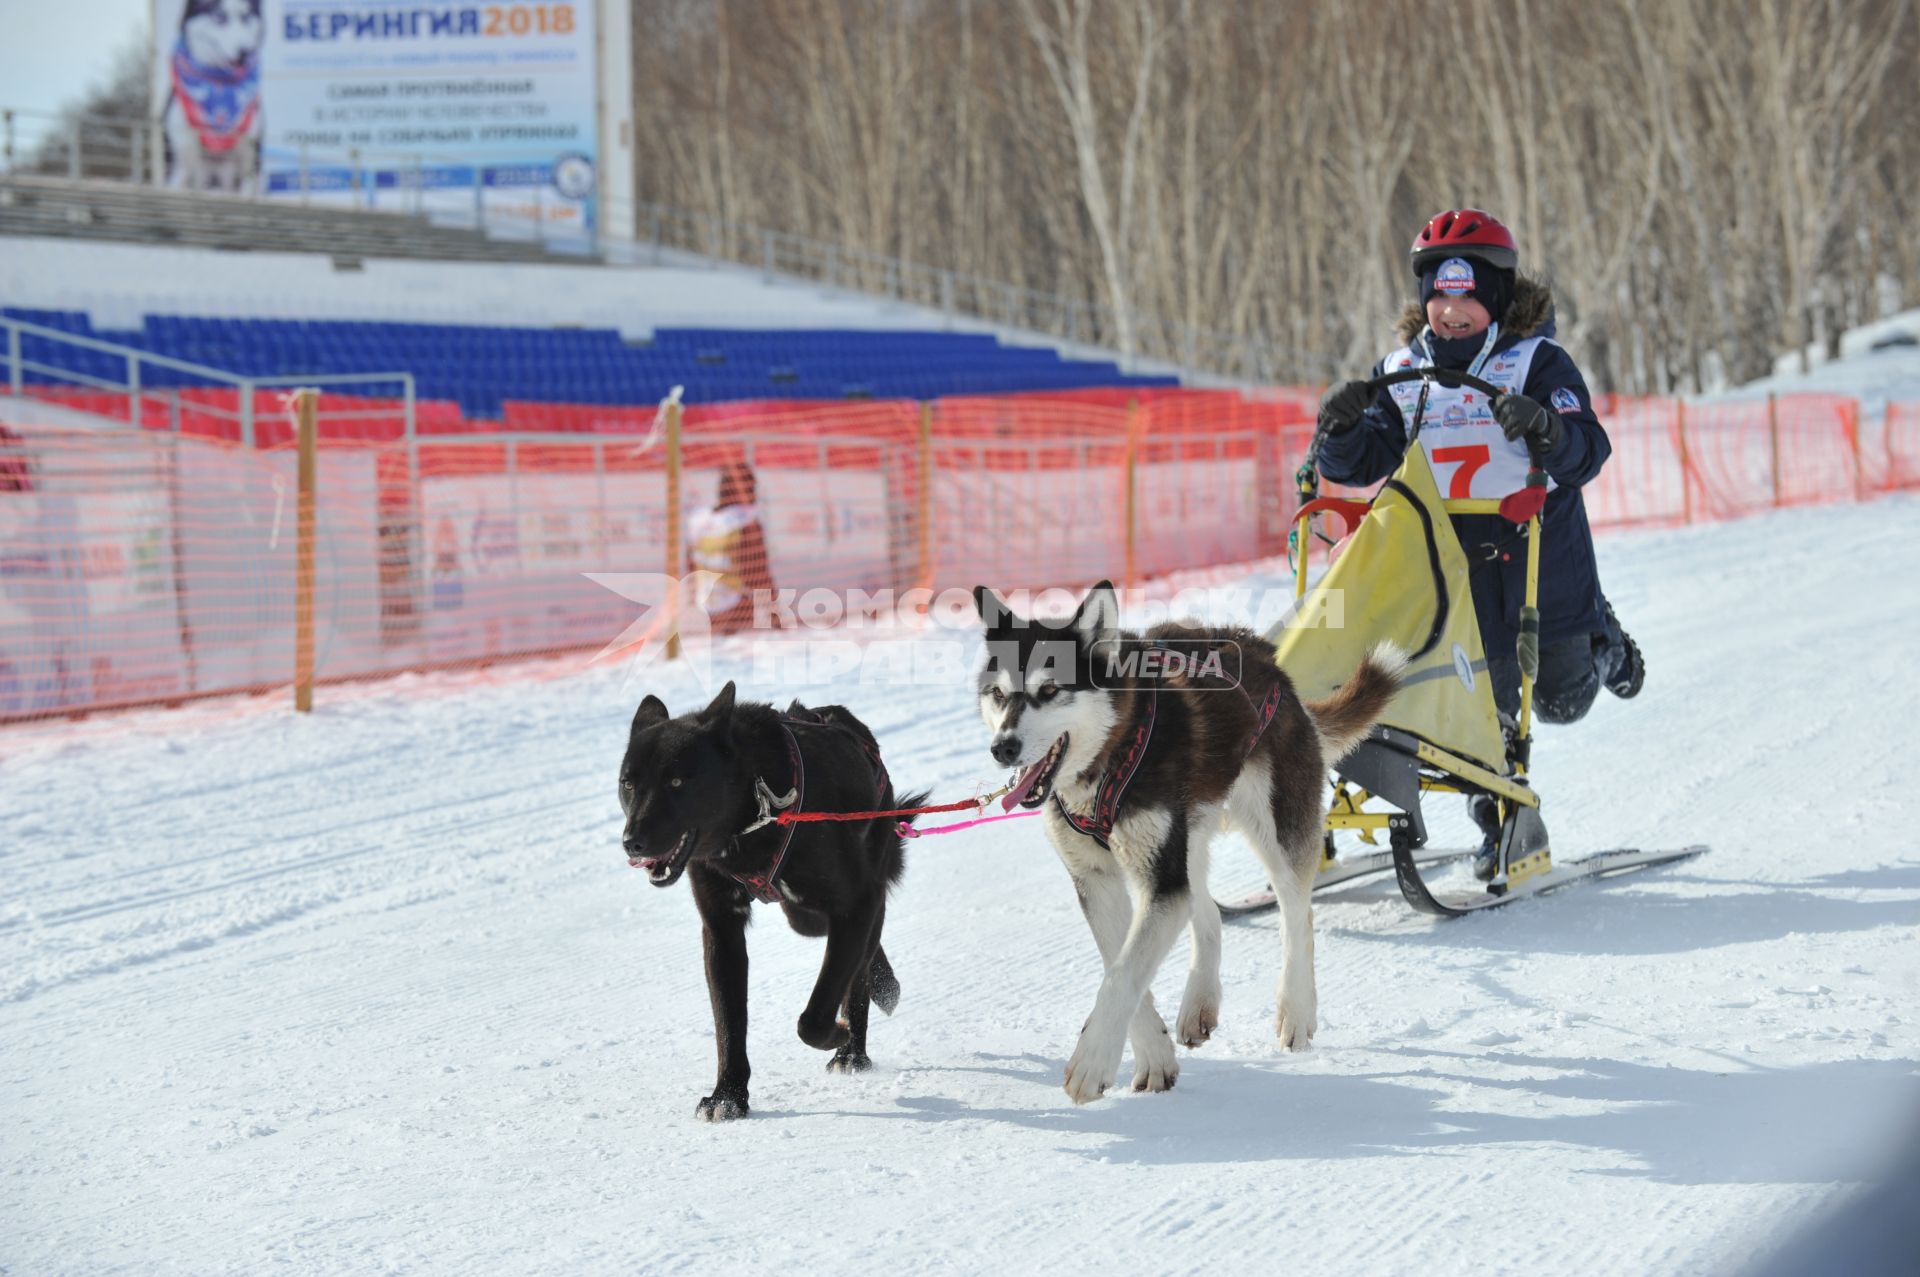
[1001,734,1068,811]
[631,832,695,887]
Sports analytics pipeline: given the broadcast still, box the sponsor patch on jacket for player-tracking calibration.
[1550,386,1582,415]
[1435,257,1476,295]
[1442,403,1469,429]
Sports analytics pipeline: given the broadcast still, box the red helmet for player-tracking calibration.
[1410,208,1518,276]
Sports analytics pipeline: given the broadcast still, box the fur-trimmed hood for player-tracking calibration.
[1396,273,1553,345]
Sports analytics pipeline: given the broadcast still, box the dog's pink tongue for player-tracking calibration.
[1001,758,1048,812]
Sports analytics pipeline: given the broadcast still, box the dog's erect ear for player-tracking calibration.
[972,585,1011,629]
[700,680,737,730]
[631,694,670,732]
[1073,580,1120,646]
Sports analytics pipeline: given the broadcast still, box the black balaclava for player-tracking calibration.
[1419,253,1514,368]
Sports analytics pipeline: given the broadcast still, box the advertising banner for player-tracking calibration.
[413,465,899,663]
[0,445,189,717]
[153,0,599,236]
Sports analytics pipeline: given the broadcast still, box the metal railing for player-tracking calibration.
[1,105,155,184]
[0,315,416,450]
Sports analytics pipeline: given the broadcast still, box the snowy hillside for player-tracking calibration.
[1729,307,1920,414]
[4,487,1917,1275]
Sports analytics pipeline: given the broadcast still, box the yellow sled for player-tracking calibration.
[1231,367,1703,917]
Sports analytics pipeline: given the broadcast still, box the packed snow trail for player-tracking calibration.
[4,497,1918,1276]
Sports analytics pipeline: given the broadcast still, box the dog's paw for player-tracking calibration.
[1175,998,1219,1049]
[695,1093,750,1122]
[826,1051,873,1075]
[1131,1047,1180,1094]
[1131,1060,1178,1092]
[797,1013,851,1052]
[1063,1037,1122,1105]
[1129,1020,1180,1092]
[1275,1002,1317,1052]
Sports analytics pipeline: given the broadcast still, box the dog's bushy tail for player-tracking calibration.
[880,788,929,891]
[1303,642,1407,762]
[892,789,932,830]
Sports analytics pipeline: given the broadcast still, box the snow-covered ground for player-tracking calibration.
[1740,341,1920,423]
[4,489,1918,1275]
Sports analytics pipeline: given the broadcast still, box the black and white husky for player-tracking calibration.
[162,0,265,194]
[973,581,1402,1103]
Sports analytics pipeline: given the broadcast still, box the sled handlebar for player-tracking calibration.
[1363,367,1505,400]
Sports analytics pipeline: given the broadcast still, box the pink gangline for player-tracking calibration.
[897,810,1041,838]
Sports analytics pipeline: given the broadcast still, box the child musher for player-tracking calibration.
[1314,209,1643,876]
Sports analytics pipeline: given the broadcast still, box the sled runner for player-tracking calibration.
[1214,844,1471,917]
[1224,366,1705,919]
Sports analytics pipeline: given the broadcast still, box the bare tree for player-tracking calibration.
[1013,0,1167,356]
[25,28,151,180]
[627,0,1919,393]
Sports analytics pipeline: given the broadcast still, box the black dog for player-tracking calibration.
[619,681,922,1121]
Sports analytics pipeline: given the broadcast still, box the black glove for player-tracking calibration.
[1318,380,1372,436]
[1493,392,1565,452]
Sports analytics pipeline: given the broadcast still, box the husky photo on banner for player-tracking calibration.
[151,0,600,234]
[153,0,266,193]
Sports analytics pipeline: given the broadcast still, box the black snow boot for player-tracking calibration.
[1603,601,1644,699]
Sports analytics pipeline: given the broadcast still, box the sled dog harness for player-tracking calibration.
[726,719,806,902]
[170,39,260,156]
[1053,675,1284,850]
[726,709,893,903]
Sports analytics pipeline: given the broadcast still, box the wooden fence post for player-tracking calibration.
[1124,398,1143,589]
[1768,392,1782,508]
[1848,398,1863,501]
[664,398,683,661]
[1676,398,1691,526]
[1888,402,1901,491]
[916,401,934,590]
[294,388,318,712]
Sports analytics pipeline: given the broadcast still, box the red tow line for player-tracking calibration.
[772,785,1039,839]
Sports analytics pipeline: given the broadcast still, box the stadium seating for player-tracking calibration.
[2,307,1177,417]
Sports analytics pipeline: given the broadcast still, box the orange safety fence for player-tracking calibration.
[1878,401,1920,492]
[1,387,1914,723]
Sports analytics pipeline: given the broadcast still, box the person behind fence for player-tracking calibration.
[687,460,778,636]
[1312,209,1645,872]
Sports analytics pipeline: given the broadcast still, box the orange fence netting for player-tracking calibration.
[1,388,1914,722]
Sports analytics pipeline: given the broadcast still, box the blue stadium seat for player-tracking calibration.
[9,313,1178,418]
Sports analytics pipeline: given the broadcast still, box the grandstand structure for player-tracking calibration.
[0,188,1181,420]
[3,309,1173,419]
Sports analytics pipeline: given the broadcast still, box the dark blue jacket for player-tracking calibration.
[1316,280,1612,656]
